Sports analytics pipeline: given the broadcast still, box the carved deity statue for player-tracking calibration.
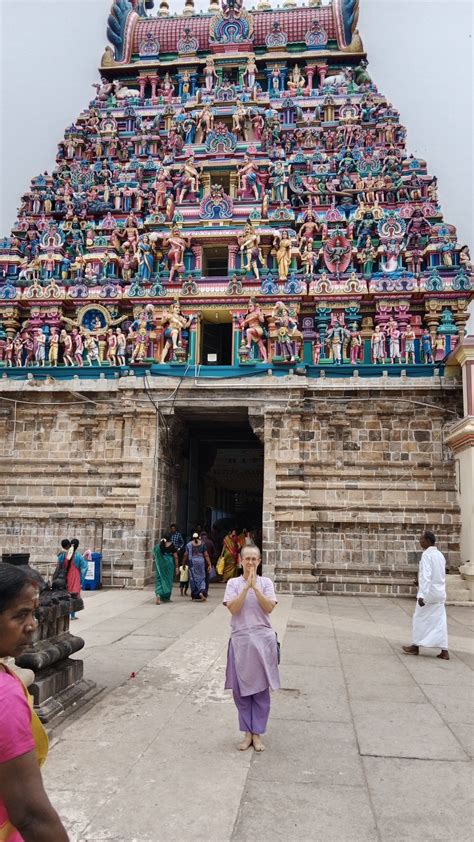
[236,155,261,201]
[160,301,190,363]
[238,224,264,280]
[272,230,293,281]
[240,299,267,361]
[164,227,191,283]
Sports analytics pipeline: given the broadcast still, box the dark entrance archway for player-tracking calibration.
[175,410,263,544]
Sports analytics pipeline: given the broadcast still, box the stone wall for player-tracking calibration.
[0,388,159,585]
[0,375,463,595]
[261,387,462,594]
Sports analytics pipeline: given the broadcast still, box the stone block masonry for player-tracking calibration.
[0,373,463,595]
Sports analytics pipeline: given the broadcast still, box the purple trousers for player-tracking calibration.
[233,684,271,735]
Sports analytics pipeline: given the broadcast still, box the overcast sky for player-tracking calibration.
[1,0,472,249]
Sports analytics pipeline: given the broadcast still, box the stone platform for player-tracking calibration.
[43,587,473,841]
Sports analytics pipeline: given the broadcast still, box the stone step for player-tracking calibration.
[446,574,472,602]
[314,563,418,578]
[320,580,416,596]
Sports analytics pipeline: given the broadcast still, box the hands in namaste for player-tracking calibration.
[246,565,257,590]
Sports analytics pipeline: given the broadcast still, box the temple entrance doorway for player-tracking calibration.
[200,310,233,365]
[175,410,263,547]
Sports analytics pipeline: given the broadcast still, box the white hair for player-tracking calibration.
[241,545,261,560]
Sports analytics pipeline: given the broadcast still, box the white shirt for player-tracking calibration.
[417,546,446,603]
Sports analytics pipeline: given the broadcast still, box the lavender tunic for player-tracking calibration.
[223,575,280,697]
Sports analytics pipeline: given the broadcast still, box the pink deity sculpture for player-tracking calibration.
[13,336,23,367]
[165,228,190,283]
[106,329,117,365]
[313,332,322,365]
[349,326,362,364]
[60,329,73,366]
[4,338,14,367]
[72,328,84,367]
[240,300,267,362]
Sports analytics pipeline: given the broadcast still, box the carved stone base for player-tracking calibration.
[35,676,99,724]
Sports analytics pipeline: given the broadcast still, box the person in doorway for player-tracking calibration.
[183,533,210,601]
[153,536,178,604]
[169,523,185,557]
[179,561,189,596]
[200,530,216,596]
[0,563,69,841]
[58,539,88,619]
[403,530,449,660]
[221,529,241,582]
[223,545,280,752]
[239,528,256,548]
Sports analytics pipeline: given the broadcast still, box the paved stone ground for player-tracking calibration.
[44,588,474,842]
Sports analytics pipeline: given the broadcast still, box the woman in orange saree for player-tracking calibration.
[222,530,241,582]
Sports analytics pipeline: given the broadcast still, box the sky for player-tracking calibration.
[0,0,472,247]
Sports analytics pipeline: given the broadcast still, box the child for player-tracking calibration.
[179,561,189,596]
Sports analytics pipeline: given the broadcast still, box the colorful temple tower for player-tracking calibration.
[0,0,472,594]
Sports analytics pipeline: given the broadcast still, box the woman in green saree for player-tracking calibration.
[153,536,178,604]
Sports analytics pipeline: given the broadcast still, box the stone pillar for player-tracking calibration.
[191,245,202,272]
[139,76,148,99]
[232,313,241,365]
[188,314,198,364]
[445,337,474,565]
[229,173,238,199]
[317,63,328,87]
[454,299,470,339]
[2,307,21,341]
[306,65,316,94]
[201,172,211,196]
[150,76,159,103]
[228,244,239,271]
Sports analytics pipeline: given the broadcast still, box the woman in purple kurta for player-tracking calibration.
[223,545,280,752]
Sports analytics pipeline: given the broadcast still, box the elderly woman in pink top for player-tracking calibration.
[223,545,280,752]
[0,563,68,841]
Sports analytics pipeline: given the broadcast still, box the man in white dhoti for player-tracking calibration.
[403,530,449,660]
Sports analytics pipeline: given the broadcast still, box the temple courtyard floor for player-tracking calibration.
[44,588,473,842]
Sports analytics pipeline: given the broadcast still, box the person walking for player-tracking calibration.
[183,533,210,601]
[403,530,449,660]
[57,539,88,620]
[169,523,185,555]
[153,536,178,604]
[178,561,189,597]
[200,530,216,596]
[223,545,280,752]
[0,563,69,841]
[221,529,241,582]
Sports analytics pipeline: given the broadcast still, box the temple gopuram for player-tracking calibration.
[0,0,473,596]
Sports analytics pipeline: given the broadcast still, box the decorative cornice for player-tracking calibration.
[445,416,474,453]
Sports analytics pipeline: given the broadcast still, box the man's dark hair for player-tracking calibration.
[170,523,178,529]
[423,530,436,545]
[61,539,71,550]
[0,563,36,614]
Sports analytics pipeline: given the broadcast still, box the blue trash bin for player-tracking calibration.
[83,552,102,590]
